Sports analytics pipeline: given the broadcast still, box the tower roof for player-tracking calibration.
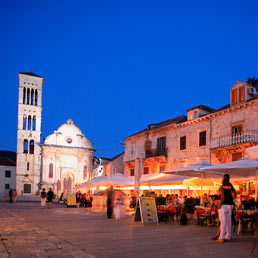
[19,72,43,78]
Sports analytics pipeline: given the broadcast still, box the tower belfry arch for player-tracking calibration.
[16,72,43,195]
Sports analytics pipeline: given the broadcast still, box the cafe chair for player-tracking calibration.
[240,209,255,234]
[251,213,258,254]
[157,210,169,223]
[199,213,210,227]
[157,205,169,223]
[232,207,239,233]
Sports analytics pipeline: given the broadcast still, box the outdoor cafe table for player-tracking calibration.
[157,205,178,212]
[194,205,217,226]
[194,206,212,216]
[157,205,180,222]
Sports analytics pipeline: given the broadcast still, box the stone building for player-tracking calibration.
[123,81,258,176]
[16,72,43,195]
[0,154,16,200]
[91,153,124,178]
[16,73,95,196]
[103,152,124,177]
[41,118,94,196]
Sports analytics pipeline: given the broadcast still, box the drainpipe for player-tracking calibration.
[209,117,212,163]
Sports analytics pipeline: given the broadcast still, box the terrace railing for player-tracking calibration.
[145,148,168,158]
[210,130,258,149]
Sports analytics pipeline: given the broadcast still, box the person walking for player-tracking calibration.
[217,174,236,242]
[13,189,17,203]
[113,190,125,220]
[107,186,114,219]
[9,189,13,203]
[47,188,55,209]
[40,188,47,208]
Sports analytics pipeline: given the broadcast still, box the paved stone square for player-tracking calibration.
[0,202,257,258]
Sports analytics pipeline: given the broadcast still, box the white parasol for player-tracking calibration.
[165,162,224,195]
[201,158,258,200]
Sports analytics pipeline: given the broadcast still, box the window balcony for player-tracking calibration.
[210,130,258,149]
[145,148,168,158]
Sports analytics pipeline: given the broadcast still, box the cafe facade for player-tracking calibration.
[123,81,258,181]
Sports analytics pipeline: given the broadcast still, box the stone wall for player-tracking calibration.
[123,98,258,175]
[104,153,124,177]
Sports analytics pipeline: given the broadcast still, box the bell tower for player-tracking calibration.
[16,72,43,195]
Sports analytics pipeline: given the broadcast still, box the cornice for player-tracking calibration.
[41,144,95,152]
[124,98,258,140]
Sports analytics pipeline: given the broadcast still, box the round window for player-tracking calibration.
[66,138,72,144]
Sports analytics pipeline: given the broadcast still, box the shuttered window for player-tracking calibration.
[180,136,186,150]
[199,131,206,147]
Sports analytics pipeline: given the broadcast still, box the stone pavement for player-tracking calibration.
[0,202,258,258]
[0,207,95,258]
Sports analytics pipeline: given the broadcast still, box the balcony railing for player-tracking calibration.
[210,130,258,149]
[145,148,168,158]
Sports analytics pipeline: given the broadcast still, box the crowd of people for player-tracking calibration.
[196,174,258,242]
[40,188,55,209]
[75,192,93,207]
[199,192,258,210]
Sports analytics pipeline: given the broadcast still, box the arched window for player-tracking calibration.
[83,165,87,179]
[27,88,30,104]
[23,139,28,153]
[23,88,26,104]
[23,116,27,130]
[49,163,53,178]
[29,140,34,154]
[35,90,38,106]
[31,89,34,105]
[32,116,36,131]
[28,116,32,130]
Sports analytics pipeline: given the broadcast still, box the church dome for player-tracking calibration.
[44,118,93,149]
[57,118,83,136]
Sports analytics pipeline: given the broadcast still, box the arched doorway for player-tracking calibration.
[61,172,75,194]
[67,177,72,194]
[57,180,61,197]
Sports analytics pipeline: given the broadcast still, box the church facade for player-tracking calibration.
[16,73,94,195]
[41,118,94,196]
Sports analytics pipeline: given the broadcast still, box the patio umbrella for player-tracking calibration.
[108,173,134,186]
[140,173,167,183]
[165,162,224,195]
[201,158,258,200]
[79,176,109,187]
[142,173,189,186]
[183,177,218,187]
[78,174,134,188]
[246,145,258,160]
[183,177,223,192]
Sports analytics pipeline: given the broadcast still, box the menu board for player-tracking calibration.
[67,194,76,208]
[139,197,159,225]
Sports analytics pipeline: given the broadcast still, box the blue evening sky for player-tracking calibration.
[0,0,258,158]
